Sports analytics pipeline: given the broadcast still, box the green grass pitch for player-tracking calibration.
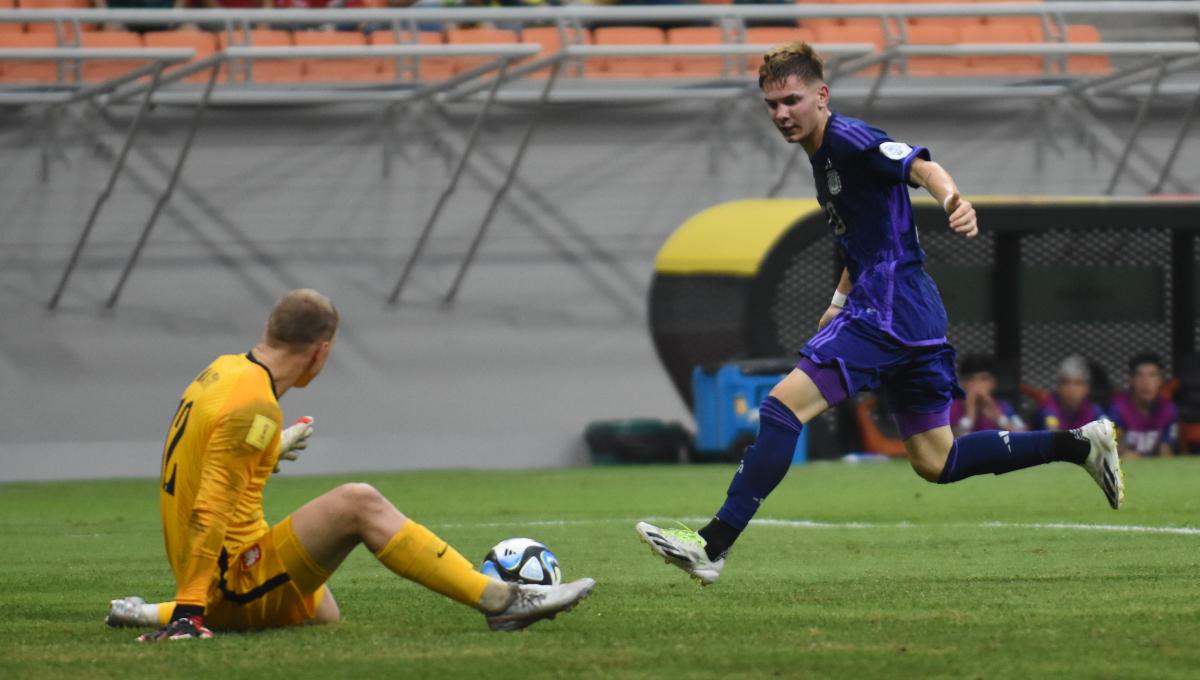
[4,459,1200,679]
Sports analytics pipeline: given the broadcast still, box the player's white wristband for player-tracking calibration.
[831,290,848,308]
[942,194,954,213]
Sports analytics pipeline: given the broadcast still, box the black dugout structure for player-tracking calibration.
[649,197,1200,410]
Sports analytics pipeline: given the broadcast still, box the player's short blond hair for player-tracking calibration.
[266,289,338,348]
[758,42,825,88]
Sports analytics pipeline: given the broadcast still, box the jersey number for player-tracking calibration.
[161,399,193,496]
[824,203,848,236]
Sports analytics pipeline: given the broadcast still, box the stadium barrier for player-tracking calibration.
[4,4,1197,309]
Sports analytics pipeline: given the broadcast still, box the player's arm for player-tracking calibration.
[817,267,852,331]
[908,158,977,238]
[139,404,278,642]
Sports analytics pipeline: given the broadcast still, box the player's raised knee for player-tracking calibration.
[909,456,945,483]
[332,482,389,518]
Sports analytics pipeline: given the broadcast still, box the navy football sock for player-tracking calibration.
[705,396,802,559]
[938,430,1090,484]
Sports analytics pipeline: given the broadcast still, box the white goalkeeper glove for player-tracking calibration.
[275,416,314,472]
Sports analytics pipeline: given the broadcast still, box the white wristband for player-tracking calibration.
[942,194,954,213]
[831,290,847,308]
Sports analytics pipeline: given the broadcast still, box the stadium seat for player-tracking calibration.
[143,29,219,84]
[0,31,60,83]
[446,28,519,78]
[744,26,817,76]
[79,30,148,83]
[218,30,301,83]
[898,0,985,31]
[519,25,588,79]
[903,24,970,76]
[1064,24,1111,76]
[0,0,20,34]
[369,30,450,82]
[961,23,1043,76]
[20,0,93,37]
[589,26,672,78]
[294,31,382,83]
[666,26,725,78]
[813,23,886,76]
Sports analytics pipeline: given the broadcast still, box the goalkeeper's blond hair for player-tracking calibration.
[758,42,825,88]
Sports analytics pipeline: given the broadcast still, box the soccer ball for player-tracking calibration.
[480,538,562,586]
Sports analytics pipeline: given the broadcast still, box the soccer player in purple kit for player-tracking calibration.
[636,43,1124,586]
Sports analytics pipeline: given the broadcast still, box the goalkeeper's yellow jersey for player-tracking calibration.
[158,352,283,607]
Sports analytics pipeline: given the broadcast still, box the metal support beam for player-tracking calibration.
[105,62,220,309]
[1151,86,1200,195]
[387,63,507,306]
[1105,59,1169,195]
[767,144,804,199]
[442,60,561,305]
[47,62,166,311]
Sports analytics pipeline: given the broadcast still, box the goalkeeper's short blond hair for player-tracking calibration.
[758,42,825,88]
[266,288,338,349]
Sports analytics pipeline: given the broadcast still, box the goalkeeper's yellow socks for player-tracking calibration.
[374,521,492,609]
[156,601,174,626]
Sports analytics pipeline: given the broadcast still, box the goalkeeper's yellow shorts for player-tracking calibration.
[204,516,331,631]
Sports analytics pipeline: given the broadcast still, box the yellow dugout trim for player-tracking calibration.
[654,199,821,276]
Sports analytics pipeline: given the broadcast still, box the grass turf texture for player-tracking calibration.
[3,460,1200,679]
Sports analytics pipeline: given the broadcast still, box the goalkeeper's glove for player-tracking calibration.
[136,605,212,642]
[275,416,314,473]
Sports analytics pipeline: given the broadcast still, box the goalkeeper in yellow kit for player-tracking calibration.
[107,289,594,640]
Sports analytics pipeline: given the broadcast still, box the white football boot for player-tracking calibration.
[1075,419,1124,510]
[105,596,160,628]
[485,577,595,632]
[635,521,725,586]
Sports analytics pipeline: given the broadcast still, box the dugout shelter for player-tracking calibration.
[649,197,1200,415]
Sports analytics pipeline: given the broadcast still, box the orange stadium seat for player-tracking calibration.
[811,0,894,32]
[369,30,450,82]
[813,23,885,76]
[79,30,148,83]
[20,0,93,37]
[1064,24,1111,75]
[667,26,725,78]
[961,23,1043,76]
[589,26,672,78]
[903,24,970,76]
[899,0,985,31]
[744,26,817,76]
[0,0,21,34]
[218,30,301,83]
[520,25,588,79]
[294,31,382,82]
[447,28,519,78]
[143,29,219,84]
[0,32,60,83]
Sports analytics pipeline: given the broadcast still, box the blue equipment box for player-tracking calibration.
[691,359,807,463]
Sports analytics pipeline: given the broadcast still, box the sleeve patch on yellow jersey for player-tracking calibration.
[245,414,279,451]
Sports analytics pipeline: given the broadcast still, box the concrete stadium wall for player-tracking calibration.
[2,94,1197,481]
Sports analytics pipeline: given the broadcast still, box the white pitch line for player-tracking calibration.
[437,517,1200,537]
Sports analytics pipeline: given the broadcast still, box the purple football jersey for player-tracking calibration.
[1109,391,1178,455]
[809,112,947,346]
[1034,395,1105,432]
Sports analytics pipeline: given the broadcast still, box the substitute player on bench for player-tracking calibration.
[108,289,593,639]
[636,44,1123,585]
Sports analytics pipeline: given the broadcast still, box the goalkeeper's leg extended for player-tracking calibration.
[288,483,594,631]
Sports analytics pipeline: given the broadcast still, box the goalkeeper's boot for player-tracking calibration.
[1076,418,1124,510]
[137,615,214,642]
[486,577,595,632]
[105,596,159,628]
[635,521,724,586]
